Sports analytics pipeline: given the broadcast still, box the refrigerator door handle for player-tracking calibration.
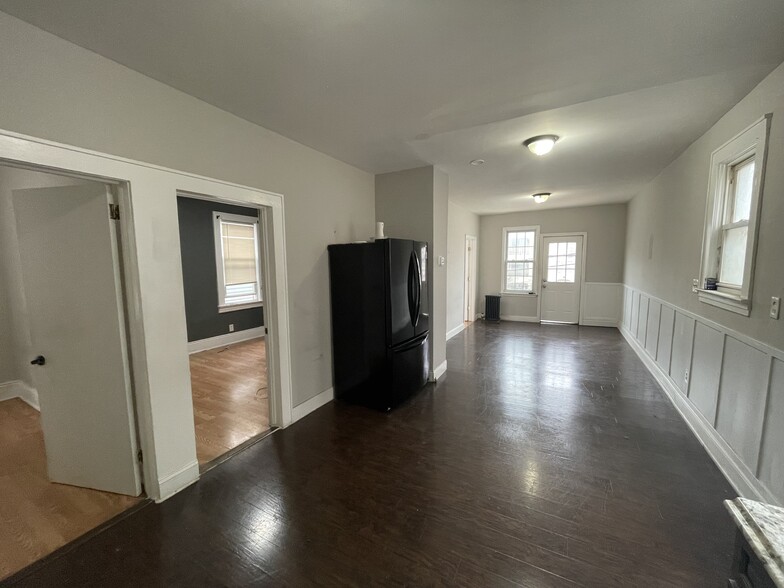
[407,251,417,327]
[413,250,422,326]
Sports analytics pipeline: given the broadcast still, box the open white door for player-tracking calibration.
[541,235,584,324]
[13,183,142,496]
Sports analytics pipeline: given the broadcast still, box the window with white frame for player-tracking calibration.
[213,212,263,311]
[502,226,539,294]
[698,115,770,316]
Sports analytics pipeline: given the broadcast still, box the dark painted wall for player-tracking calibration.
[177,196,264,342]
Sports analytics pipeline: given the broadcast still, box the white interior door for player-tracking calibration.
[13,184,142,496]
[541,235,584,324]
[464,235,477,321]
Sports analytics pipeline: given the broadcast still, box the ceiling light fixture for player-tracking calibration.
[523,135,559,156]
[469,159,485,166]
[532,192,551,204]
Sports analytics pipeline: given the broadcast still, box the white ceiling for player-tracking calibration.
[2,0,783,214]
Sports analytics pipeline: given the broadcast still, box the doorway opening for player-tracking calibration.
[464,235,477,323]
[540,233,586,324]
[0,164,143,580]
[176,194,272,470]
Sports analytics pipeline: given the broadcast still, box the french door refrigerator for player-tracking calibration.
[328,238,429,410]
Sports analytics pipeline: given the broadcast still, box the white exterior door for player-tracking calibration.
[541,235,584,324]
[13,184,142,496]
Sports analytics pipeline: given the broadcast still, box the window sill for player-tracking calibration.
[218,302,263,313]
[500,292,538,297]
[696,289,749,316]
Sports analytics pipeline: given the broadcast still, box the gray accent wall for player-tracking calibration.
[177,196,263,342]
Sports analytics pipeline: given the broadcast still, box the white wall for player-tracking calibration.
[623,62,784,505]
[478,203,627,323]
[0,12,375,410]
[0,167,87,390]
[375,166,449,378]
[446,202,479,336]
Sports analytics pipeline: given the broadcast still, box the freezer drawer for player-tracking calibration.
[387,333,429,409]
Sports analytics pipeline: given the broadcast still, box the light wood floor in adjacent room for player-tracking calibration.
[189,337,270,466]
[0,398,140,581]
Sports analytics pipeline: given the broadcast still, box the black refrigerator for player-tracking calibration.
[328,238,429,410]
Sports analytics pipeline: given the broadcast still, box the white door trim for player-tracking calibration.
[0,127,294,501]
[539,232,588,324]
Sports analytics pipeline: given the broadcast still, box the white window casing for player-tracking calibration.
[213,211,263,311]
[698,115,771,316]
[501,225,540,295]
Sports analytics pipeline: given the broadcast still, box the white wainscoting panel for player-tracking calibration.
[715,337,770,471]
[581,283,622,327]
[637,295,649,347]
[671,313,695,394]
[758,359,784,498]
[630,291,640,339]
[689,323,724,424]
[621,285,784,506]
[645,300,661,358]
[656,305,675,373]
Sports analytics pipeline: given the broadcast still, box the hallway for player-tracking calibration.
[6,322,735,586]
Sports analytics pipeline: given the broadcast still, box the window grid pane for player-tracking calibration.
[505,230,536,291]
[719,225,748,286]
[730,159,755,223]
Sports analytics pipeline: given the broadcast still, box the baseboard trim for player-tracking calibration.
[500,315,539,323]
[619,325,778,505]
[446,323,466,340]
[429,360,448,382]
[0,380,40,410]
[187,327,265,354]
[156,460,200,502]
[580,318,619,328]
[291,387,334,423]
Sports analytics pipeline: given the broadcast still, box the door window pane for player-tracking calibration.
[547,241,577,283]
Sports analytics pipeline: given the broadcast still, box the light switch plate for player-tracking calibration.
[438,256,445,266]
[771,297,781,319]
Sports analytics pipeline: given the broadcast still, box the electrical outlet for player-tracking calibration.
[228,323,235,333]
[684,369,689,386]
[692,278,699,293]
[771,297,781,320]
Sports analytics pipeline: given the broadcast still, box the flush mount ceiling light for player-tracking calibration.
[532,192,551,204]
[523,135,559,156]
[469,159,485,166]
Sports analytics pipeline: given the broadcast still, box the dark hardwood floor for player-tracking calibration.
[4,322,736,587]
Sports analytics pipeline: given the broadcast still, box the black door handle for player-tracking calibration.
[30,355,46,366]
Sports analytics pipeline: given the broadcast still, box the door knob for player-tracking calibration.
[30,355,46,366]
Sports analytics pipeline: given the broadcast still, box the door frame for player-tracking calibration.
[539,232,588,324]
[177,190,280,437]
[0,128,294,501]
[463,235,477,322]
